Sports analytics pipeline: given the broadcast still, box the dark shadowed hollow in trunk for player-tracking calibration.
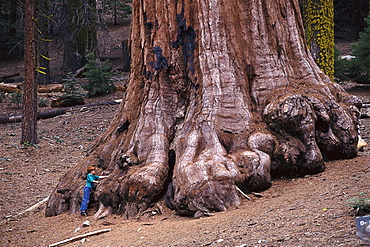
[46,0,360,219]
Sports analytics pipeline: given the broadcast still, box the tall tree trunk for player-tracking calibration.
[46,0,360,218]
[22,0,38,145]
[7,0,19,58]
[114,3,117,25]
[121,39,130,72]
[61,0,97,72]
[37,0,51,85]
[303,0,334,80]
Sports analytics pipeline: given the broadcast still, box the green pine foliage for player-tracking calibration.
[82,52,115,97]
[335,15,370,83]
[346,193,370,216]
[8,91,22,108]
[349,15,370,83]
[103,0,132,19]
[62,72,85,95]
[334,46,350,82]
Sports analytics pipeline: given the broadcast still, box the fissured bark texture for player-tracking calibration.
[46,0,360,218]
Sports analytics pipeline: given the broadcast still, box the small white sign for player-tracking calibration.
[356,216,370,230]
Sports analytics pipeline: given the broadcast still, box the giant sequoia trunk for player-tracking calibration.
[46,0,360,218]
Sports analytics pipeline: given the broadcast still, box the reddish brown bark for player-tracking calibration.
[46,0,360,218]
[22,0,38,144]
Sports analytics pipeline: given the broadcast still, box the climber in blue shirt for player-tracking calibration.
[80,166,108,216]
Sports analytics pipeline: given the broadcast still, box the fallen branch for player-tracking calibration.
[0,73,20,84]
[0,109,68,123]
[251,192,263,198]
[47,229,112,247]
[0,100,120,124]
[2,196,51,220]
[17,196,50,216]
[235,186,251,200]
[73,66,86,78]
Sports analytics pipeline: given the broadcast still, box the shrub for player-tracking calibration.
[335,15,370,83]
[346,193,370,216]
[334,46,351,82]
[62,73,85,95]
[350,15,370,83]
[82,52,115,97]
[8,91,22,108]
[38,98,48,107]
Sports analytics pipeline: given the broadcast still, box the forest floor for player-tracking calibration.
[1,20,370,247]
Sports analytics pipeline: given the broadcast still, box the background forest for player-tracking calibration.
[0,0,369,86]
[0,0,132,60]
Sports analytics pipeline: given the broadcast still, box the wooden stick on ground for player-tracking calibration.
[235,186,251,200]
[17,196,50,216]
[47,229,112,247]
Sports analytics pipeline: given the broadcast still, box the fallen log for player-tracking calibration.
[0,100,120,124]
[1,73,20,79]
[73,66,86,78]
[50,94,85,107]
[0,73,20,83]
[0,82,21,92]
[37,84,64,93]
[47,229,112,247]
[0,108,68,123]
[0,83,64,93]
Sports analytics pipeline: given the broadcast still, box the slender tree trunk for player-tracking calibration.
[122,39,130,72]
[22,0,38,144]
[37,0,51,85]
[114,3,117,25]
[8,1,19,59]
[46,0,360,218]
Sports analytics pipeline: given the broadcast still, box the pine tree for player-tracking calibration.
[82,52,115,97]
[350,15,370,83]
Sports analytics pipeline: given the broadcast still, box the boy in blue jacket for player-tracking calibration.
[80,166,108,216]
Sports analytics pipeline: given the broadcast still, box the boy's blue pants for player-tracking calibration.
[80,186,91,212]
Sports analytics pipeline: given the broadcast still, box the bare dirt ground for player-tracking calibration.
[1,21,370,247]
